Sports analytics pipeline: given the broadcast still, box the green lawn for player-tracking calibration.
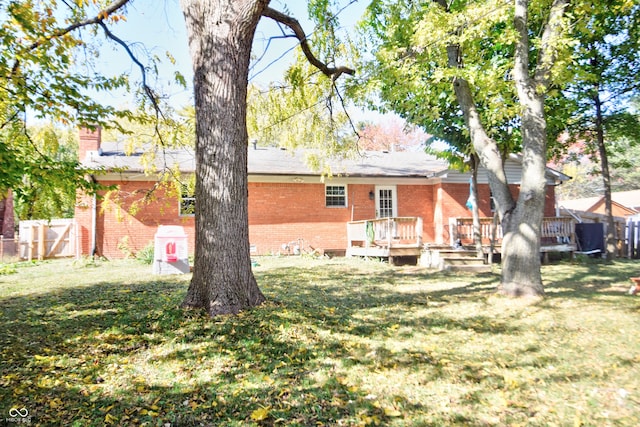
[1,256,639,426]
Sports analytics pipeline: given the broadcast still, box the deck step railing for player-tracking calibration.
[347,217,423,249]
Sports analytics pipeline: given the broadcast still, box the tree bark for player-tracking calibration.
[436,0,569,297]
[498,0,569,297]
[179,0,267,315]
[445,45,516,221]
[592,76,617,259]
[470,155,484,259]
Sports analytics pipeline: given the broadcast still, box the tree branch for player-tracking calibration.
[533,0,570,88]
[97,21,163,118]
[9,0,132,83]
[17,0,131,59]
[9,0,165,123]
[261,7,355,81]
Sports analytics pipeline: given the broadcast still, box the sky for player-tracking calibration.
[93,0,379,121]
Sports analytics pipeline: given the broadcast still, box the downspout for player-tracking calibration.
[90,174,97,257]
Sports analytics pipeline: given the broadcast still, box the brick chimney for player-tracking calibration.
[78,126,101,162]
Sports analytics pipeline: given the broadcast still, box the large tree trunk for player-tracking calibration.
[440,0,569,297]
[499,0,569,297]
[500,91,547,296]
[592,77,617,259]
[470,155,484,259]
[180,0,267,315]
[446,47,516,221]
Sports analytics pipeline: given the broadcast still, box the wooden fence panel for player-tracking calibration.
[18,219,77,261]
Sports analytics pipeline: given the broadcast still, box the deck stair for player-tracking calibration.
[422,245,491,272]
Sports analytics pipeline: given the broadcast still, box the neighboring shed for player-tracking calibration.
[560,190,640,218]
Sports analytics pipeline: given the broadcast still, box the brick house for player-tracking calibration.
[75,128,567,259]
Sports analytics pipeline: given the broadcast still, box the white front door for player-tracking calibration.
[375,185,397,218]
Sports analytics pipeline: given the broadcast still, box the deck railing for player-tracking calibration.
[347,217,423,249]
[452,216,575,246]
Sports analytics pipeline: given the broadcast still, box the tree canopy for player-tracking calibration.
[0,0,143,216]
[355,0,580,296]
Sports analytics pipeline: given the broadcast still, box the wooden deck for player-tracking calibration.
[346,217,423,260]
[452,216,578,254]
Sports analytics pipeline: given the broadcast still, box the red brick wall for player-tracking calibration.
[545,185,556,216]
[75,178,560,258]
[397,185,436,242]
[248,182,376,254]
[438,182,553,219]
[76,181,195,259]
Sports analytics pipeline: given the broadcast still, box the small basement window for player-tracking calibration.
[325,185,347,207]
[179,184,196,216]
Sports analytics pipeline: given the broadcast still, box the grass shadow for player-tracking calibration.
[1,257,639,426]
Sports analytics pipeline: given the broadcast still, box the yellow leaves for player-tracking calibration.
[383,406,402,417]
[101,404,115,413]
[109,14,126,23]
[48,398,62,408]
[104,413,117,424]
[372,400,403,418]
[358,413,381,426]
[139,408,159,417]
[250,405,271,421]
[96,9,126,23]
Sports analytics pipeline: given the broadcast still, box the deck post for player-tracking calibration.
[449,217,457,246]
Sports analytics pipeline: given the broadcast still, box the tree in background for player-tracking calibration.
[357,117,427,151]
[560,1,640,258]
[358,0,574,297]
[0,0,163,223]
[609,133,640,191]
[246,54,356,175]
[12,125,80,220]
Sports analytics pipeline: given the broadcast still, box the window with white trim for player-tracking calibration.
[325,185,347,207]
[179,184,196,216]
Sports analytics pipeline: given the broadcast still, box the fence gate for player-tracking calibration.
[18,219,77,261]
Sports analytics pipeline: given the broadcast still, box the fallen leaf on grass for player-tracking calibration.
[250,406,271,421]
[383,407,402,417]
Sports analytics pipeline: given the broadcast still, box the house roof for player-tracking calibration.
[559,190,640,214]
[611,189,640,211]
[559,195,601,212]
[81,141,570,183]
[83,141,197,174]
[81,142,451,178]
[248,147,449,177]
